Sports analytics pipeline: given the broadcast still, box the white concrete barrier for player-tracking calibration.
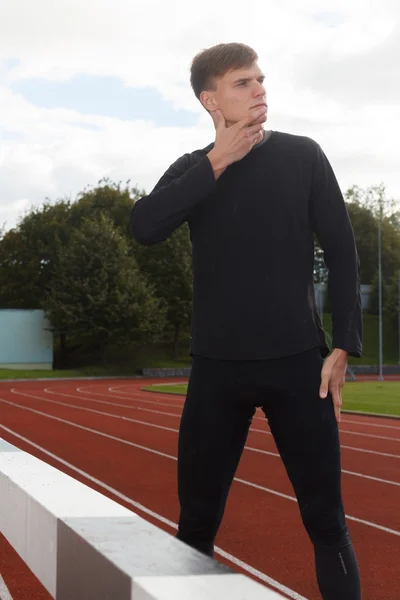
[0,574,14,600]
[0,438,285,599]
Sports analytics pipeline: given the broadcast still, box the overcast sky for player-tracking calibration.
[0,0,399,230]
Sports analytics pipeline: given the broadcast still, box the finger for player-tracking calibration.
[242,126,264,143]
[237,107,267,130]
[331,387,342,423]
[251,131,263,146]
[319,367,330,399]
[246,124,264,136]
[211,109,226,131]
[334,402,341,424]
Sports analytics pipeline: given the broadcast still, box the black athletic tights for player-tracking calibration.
[176,347,361,600]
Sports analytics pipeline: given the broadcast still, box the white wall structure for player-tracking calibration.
[0,310,53,370]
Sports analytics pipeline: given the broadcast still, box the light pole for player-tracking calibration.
[378,202,384,381]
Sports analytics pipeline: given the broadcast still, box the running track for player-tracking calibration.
[0,378,399,600]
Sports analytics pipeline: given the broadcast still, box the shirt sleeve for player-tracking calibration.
[130,153,217,245]
[309,143,363,358]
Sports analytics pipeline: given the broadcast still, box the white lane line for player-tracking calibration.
[0,575,14,600]
[1,399,399,539]
[10,388,179,434]
[109,384,187,397]
[340,418,400,431]
[43,389,400,486]
[250,426,400,443]
[44,387,181,418]
[106,385,400,433]
[82,385,400,443]
[0,397,175,460]
[80,386,400,445]
[246,429,400,458]
[245,447,400,487]
[10,389,400,482]
[76,386,184,409]
[339,429,400,442]
[233,477,400,537]
[0,423,306,600]
[341,469,400,487]
[141,381,188,387]
[340,445,400,460]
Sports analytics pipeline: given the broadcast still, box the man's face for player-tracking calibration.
[201,62,267,127]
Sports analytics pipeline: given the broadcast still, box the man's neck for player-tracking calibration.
[253,128,271,148]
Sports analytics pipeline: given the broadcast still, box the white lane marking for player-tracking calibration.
[83,385,400,443]
[11,389,400,482]
[44,387,181,418]
[77,386,400,446]
[141,381,188,387]
[0,423,306,600]
[77,386,184,409]
[250,426,400,443]
[245,447,400,487]
[0,397,175,460]
[10,388,178,434]
[109,384,186,398]
[340,418,400,431]
[0,575,14,600]
[340,429,400,442]
[340,445,400,460]
[106,385,400,432]
[233,478,400,537]
[1,399,400,539]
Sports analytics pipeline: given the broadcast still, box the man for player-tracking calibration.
[130,42,362,600]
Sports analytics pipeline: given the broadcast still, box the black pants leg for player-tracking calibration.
[176,349,361,599]
[176,355,256,557]
[262,348,361,600]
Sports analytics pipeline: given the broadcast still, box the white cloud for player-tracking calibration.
[0,0,399,230]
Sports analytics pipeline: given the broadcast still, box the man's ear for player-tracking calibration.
[200,90,217,112]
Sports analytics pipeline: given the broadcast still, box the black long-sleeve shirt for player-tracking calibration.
[130,130,362,360]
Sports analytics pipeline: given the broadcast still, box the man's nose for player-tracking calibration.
[254,82,266,98]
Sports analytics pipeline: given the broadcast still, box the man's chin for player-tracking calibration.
[249,112,268,125]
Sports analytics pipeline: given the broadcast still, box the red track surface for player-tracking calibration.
[0,377,399,599]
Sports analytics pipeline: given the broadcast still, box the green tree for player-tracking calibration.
[0,179,143,311]
[385,273,400,321]
[345,202,380,284]
[346,182,398,219]
[369,271,400,321]
[133,223,193,358]
[0,199,72,308]
[313,238,328,283]
[345,184,400,284]
[72,177,143,239]
[74,179,194,356]
[44,215,166,363]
